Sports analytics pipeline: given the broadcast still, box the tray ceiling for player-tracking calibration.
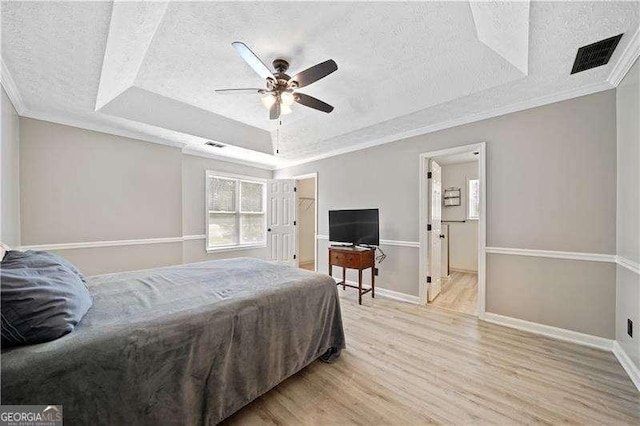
[2,1,638,168]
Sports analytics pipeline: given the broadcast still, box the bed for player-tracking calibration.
[1,257,345,424]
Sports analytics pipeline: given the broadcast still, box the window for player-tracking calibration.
[206,171,266,251]
[467,178,480,220]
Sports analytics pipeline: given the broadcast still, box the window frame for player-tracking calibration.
[466,177,480,221]
[205,170,267,253]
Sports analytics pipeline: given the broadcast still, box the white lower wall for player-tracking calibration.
[448,221,477,272]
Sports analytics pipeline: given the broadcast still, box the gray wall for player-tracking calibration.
[616,59,640,366]
[19,119,272,275]
[1,86,20,247]
[20,118,183,244]
[276,90,617,338]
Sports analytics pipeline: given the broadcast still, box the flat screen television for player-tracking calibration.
[329,209,379,246]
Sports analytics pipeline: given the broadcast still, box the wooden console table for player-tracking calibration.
[329,246,375,305]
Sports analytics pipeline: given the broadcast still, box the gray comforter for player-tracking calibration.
[1,258,345,425]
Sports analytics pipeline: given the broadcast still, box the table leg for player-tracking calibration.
[342,267,346,290]
[358,269,363,305]
[371,266,375,298]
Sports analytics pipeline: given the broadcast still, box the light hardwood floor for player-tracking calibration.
[429,271,478,315]
[224,290,639,425]
[299,261,315,271]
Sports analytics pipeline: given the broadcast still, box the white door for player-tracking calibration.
[427,160,443,302]
[267,179,296,265]
[440,224,449,278]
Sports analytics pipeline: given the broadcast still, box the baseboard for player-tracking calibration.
[375,288,420,304]
[331,277,420,304]
[613,341,640,391]
[483,312,613,351]
[448,267,478,274]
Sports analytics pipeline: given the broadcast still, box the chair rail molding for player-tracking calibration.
[616,256,640,275]
[19,235,206,251]
[317,234,419,248]
[485,246,616,263]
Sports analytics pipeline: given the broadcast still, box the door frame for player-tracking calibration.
[418,142,486,319]
[293,172,318,271]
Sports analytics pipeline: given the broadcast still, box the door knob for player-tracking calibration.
[267,228,272,232]
[439,234,445,239]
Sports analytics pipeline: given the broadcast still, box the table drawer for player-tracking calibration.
[330,251,361,268]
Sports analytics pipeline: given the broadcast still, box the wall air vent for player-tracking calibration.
[571,34,623,74]
[205,141,225,148]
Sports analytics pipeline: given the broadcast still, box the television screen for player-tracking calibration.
[329,209,379,246]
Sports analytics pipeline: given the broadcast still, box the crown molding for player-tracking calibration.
[275,80,613,170]
[21,108,186,149]
[0,59,26,115]
[608,27,640,87]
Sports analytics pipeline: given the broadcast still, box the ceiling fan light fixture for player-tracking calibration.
[261,95,276,109]
[281,103,292,115]
[281,92,295,106]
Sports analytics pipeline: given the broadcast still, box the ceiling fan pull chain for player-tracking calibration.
[276,120,280,154]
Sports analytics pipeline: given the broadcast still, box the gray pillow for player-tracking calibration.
[1,251,92,347]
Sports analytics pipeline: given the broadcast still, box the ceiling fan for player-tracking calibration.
[215,42,337,120]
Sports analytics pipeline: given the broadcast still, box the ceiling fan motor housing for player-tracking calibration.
[272,58,290,73]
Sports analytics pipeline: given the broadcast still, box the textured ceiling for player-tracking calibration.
[2,1,639,167]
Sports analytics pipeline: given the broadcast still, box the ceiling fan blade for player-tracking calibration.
[294,93,334,113]
[290,59,337,88]
[215,88,264,95]
[269,101,280,120]
[231,42,275,81]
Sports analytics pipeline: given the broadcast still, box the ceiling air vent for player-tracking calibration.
[205,141,225,148]
[571,34,623,74]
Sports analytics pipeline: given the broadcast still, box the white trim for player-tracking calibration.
[375,288,420,304]
[316,234,419,248]
[419,142,486,319]
[183,234,206,241]
[608,27,640,87]
[613,341,640,391]
[18,236,184,251]
[274,82,612,170]
[16,234,269,252]
[332,277,419,304]
[0,59,26,114]
[205,170,267,253]
[485,246,616,263]
[617,256,640,275]
[484,312,613,352]
[294,172,318,272]
[205,169,267,184]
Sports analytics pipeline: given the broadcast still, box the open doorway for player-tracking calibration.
[295,173,317,271]
[419,143,486,318]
